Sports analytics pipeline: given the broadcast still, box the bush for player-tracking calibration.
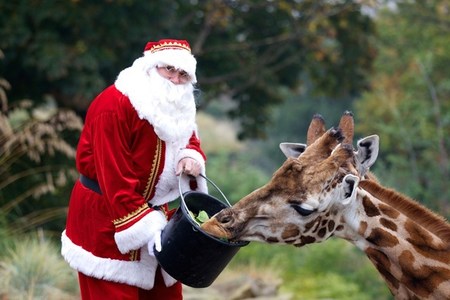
[0,233,79,299]
[205,150,270,204]
[229,239,393,299]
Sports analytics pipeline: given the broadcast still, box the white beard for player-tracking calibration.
[114,57,197,143]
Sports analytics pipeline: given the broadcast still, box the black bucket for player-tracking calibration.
[154,174,249,288]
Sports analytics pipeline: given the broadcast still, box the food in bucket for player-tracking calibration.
[189,210,210,226]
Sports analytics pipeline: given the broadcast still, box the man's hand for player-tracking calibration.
[176,157,202,177]
[147,210,167,256]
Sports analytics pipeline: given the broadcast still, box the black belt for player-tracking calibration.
[80,175,165,213]
[79,174,102,195]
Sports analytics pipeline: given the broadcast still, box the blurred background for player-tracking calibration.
[1,0,449,299]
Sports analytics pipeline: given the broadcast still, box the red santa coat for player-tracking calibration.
[61,82,207,289]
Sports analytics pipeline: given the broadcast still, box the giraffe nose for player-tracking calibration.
[218,215,231,224]
[216,210,233,224]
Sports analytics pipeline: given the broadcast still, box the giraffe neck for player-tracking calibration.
[337,180,450,299]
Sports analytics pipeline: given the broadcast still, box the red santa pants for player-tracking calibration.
[77,268,182,300]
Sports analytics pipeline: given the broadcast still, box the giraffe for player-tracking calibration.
[202,112,450,300]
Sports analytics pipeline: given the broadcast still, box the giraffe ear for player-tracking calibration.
[341,174,359,205]
[279,142,307,158]
[354,135,379,177]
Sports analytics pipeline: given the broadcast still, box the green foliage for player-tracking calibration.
[230,239,392,299]
[0,2,447,298]
[0,233,79,299]
[247,85,355,173]
[354,0,450,216]
[0,0,376,139]
[204,150,270,204]
[286,273,365,300]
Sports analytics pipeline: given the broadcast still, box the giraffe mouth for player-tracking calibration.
[201,212,272,242]
[201,218,233,240]
[201,217,253,242]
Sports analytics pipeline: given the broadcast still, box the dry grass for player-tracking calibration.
[0,234,79,300]
[183,264,289,300]
[0,86,83,234]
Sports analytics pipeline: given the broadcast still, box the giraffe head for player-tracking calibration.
[202,112,379,246]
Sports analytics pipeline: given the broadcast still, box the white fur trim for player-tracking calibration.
[176,148,205,166]
[114,211,167,254]
[149,141,181,206]
[144,49,197,83]
[61,230,158,290]
[176,148,208,193]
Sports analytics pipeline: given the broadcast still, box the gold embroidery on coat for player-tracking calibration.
[143,138,162,200]
[129,250,139,261]
[113,203,149,228]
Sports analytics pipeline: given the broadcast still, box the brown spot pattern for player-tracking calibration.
[398,250,450,298]
[267,236,279,243]
[328,220,335,232]
[335,225,344,231]
[360,179,450,244]
[318,227,327,238]
[405,220,438,249]
[380,218,398,232]
[294,236,316,247]
[365,247,398,290]
[362,195,381,217]
[404,220,450,263]
[304,219,316,233]
[284,238,298,244]
[398,250,415,271]
[359,221,368,236]
[367,228,399,247]
[311,217,322,233]
[366,247,392,270]
[281,224,300,240]
[379,203,400,219]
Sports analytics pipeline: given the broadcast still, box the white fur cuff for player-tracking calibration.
[176,148,205,167]
[114,211,167,254]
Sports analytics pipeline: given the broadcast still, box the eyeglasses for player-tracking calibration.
[160,65,191,83]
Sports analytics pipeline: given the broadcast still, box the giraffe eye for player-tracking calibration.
[290,204,315,216]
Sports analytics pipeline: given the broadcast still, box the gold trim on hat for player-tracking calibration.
[150,41,191,53]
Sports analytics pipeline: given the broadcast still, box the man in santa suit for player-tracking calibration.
[61,39,208,299]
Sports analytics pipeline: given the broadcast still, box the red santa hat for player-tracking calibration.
[143,39,197,83]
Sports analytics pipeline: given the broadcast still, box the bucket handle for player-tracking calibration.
[178,174,232,214]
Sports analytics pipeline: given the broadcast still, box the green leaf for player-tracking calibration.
[188,210,200,226]
[196,210,210,224]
